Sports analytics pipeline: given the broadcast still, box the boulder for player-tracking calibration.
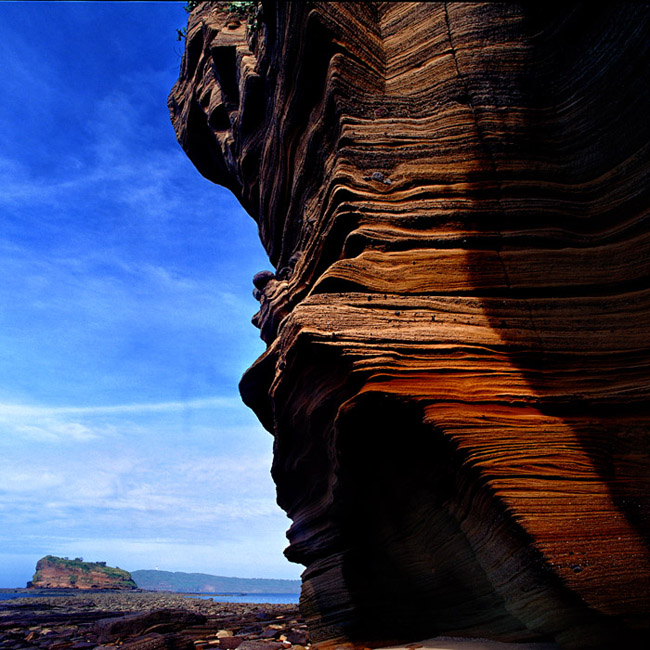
[95,609,205,643]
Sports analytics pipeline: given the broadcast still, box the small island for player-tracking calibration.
[28,555,137,590]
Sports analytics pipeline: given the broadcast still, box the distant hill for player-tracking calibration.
[131,570,301,594]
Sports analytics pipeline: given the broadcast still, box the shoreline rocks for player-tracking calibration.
[0,591,307,650]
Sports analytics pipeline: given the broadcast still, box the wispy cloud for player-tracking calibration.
[0,1,290,586]
[8,420,101,443]
[0,397,242,418]
[0,397,253,448]
[0,441,285,560]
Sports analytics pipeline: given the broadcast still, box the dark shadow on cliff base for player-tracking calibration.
[333,393,552,644]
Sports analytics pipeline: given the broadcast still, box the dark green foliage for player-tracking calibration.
[177,1,261,42]
[184,0,204,12]
[227,1,256,17]
[227,1,261,34]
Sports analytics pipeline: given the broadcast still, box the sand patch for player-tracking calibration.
[378,638,559,650]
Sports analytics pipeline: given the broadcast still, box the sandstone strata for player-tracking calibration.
[30,556,137,591]
[169,3,650,649]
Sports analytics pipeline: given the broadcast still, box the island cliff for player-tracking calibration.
[169,3,650,649]
[29,556,137,590]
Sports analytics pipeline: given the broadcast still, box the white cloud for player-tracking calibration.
[0,468,64,493]
[9,420,101,443]
[0,396,242,418]
[0,397,247,448]
[0,415,281,545]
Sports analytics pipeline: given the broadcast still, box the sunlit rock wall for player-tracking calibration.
[30,555,137,590]
[169,3,650,648]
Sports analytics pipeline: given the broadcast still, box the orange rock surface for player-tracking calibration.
[169,3,650,649]
[30,555,137,590]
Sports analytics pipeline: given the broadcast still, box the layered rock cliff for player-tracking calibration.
[30,555,137,590]
[169,3,650,649]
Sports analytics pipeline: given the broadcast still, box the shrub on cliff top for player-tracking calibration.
[177,1,260,41]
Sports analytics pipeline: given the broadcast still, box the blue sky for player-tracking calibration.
[0,2,298,587]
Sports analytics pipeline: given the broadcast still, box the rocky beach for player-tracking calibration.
[0,591,307,650]
[0,589,564,650]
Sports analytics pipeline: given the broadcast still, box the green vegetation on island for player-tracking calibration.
[130,569,300,594]
[30,555,137,590]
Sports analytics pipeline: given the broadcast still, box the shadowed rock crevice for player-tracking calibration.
[334,394,540,644]
[169,3,650,649]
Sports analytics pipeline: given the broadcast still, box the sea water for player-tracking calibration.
[0,591,71,601]
[0,591,300,605]
[187,592,300,604]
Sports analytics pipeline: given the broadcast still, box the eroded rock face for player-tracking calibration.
[169,3,650,649]
[30,556,137,590]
